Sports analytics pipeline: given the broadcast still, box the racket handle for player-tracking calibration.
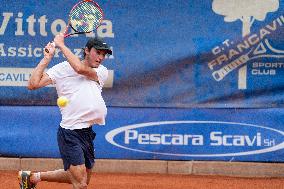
[44,42,55,53]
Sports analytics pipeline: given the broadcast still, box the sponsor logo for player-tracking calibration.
[0,12,115,59]
[105,121,284,157]
[0,67,114,87]
[210,0,284,89]
[0,12,114,38]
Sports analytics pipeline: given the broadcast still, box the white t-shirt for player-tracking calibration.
[46,61,108,130]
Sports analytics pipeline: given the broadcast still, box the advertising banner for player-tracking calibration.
[0,0,284,108]
[1,106,283,162]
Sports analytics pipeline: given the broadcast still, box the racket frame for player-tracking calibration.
[64,0,104,38]
[44,0,104,53]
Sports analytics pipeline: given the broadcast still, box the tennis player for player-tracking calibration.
[19,33,112,189]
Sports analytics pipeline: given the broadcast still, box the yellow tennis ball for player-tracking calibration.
[57,96,69,107]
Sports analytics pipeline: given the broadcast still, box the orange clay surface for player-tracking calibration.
[1,171,284,189]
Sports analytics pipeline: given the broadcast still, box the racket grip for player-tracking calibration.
[44,42,55,53]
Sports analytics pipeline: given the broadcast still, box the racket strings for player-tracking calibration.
[69,2,103,32]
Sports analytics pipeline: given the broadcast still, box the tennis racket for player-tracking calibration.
[45,0,104,53]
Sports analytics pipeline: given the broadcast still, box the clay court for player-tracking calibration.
[1,171,284,189]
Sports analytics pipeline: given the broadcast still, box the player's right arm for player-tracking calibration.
[27,43,55,90]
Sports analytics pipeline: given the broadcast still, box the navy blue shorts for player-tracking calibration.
[57,127,96,171]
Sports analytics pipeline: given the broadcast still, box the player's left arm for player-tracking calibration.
[54,33,100,81]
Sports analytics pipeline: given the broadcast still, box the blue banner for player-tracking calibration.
[1,106,283,162]
[0,0,284,107]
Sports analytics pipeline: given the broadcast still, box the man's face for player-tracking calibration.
[85,48,107,68]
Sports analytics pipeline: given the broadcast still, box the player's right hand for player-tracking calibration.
[44,42,55,60]
[54,33,65,50]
